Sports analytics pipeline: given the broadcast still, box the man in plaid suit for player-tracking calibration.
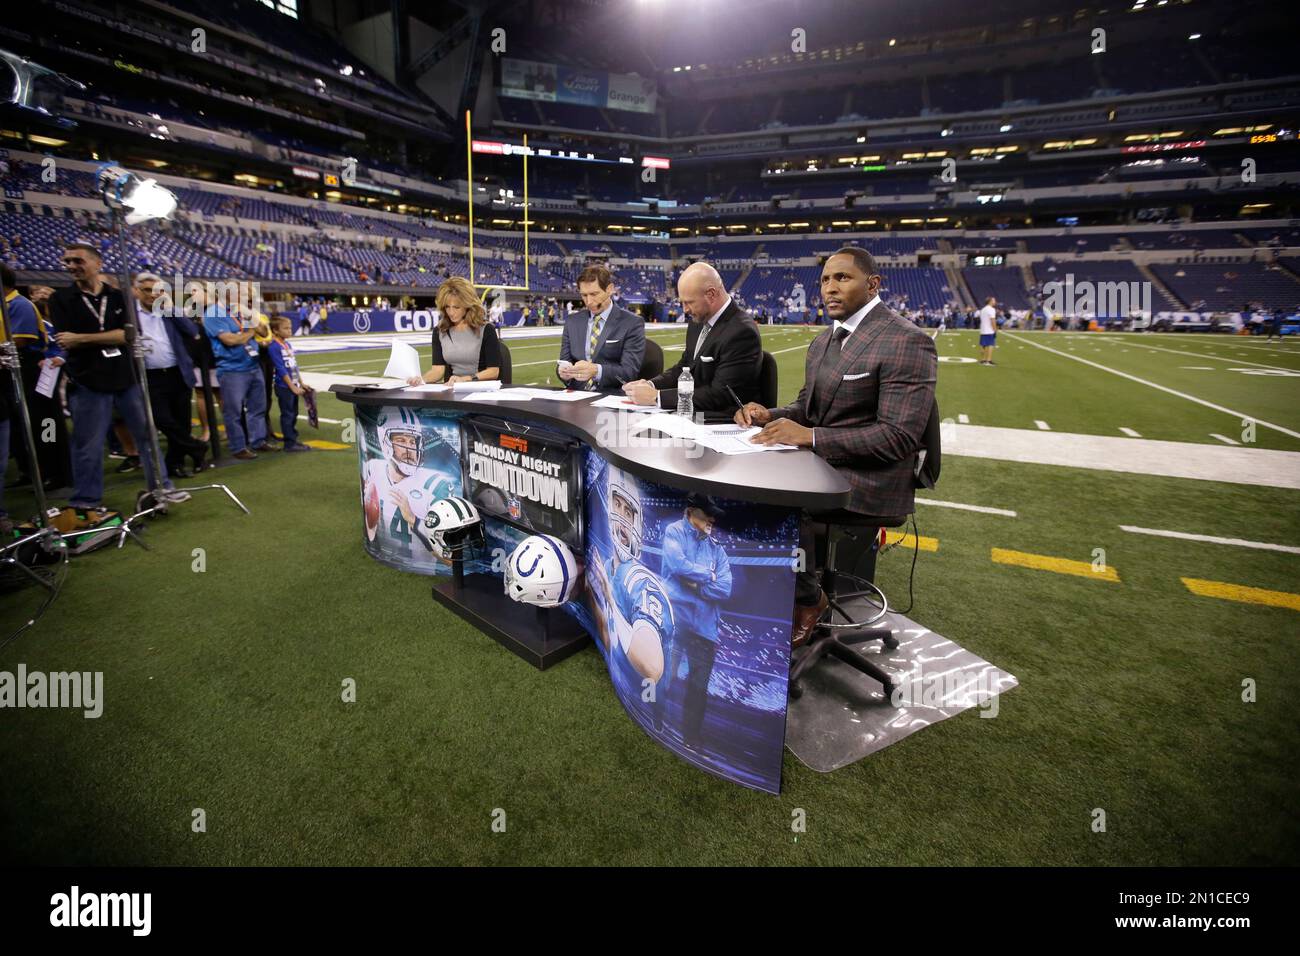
[740,246,938,645]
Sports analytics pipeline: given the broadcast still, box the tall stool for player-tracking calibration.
[789,510,907,699]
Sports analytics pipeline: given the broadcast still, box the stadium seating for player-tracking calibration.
[1151,263,1300,311]
[963,266,1031,310]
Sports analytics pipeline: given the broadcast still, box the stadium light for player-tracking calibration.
[1188,33,1201,40]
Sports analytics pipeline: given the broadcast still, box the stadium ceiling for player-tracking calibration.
[397,0,533,127]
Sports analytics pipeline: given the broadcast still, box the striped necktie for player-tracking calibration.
[810,326,849,420]
[588,311,605,359]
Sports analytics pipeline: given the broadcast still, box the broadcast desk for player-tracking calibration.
[333,385,850,509]
[333,383,851,793]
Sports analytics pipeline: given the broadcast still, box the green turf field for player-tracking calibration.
[2,327,1297,865]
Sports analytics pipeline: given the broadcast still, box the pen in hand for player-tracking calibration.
[726,385,749,426]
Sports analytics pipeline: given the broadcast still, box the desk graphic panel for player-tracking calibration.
[356,405,465,575]
[348,399,805,792]
[568,453,800,794]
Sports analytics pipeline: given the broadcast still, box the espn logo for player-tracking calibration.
[500,435,528,453]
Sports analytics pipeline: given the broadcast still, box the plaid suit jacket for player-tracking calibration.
[772,301,937,517]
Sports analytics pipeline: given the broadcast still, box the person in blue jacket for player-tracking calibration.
[660,494,733,753]
[2,268,70,496]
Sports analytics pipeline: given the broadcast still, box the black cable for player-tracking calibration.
[893,511,921,616]
[0,543,70,651]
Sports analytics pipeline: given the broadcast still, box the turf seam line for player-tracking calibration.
[1120,525,1300,554]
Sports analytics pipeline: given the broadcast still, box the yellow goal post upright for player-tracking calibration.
[466,109,530,292]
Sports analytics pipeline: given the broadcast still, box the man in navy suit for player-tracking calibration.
[133,272,208,476]
[557,264,646,393]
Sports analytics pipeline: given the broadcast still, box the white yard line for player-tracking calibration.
[1119,525,1300,555]
[1034,420,1051,430]
[915,498,1017,517]
[297,414,345,425]
[1209,433,1241,445]
[945,423,1300,489]
[958,413,970,424]
[1121,339,1300,372]
[1005,333,1300,441]
[1119,427,1142,437]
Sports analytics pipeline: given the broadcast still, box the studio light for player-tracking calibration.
[96,164,178,225]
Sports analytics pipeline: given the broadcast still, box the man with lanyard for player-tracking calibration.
[132,272,208,478]
[48,241,188,511]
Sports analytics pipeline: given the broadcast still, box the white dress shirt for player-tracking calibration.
[693,295,732,359]
[137,304,177,370]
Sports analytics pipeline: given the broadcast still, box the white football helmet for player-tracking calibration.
[421,495,484,559]
[607,468,642,563]
[379,406,424,477]
[504,535,580,607]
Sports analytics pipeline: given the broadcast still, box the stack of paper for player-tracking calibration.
[479,387,601,402]
[627,416,797,455]
[403,382,451,393]
[462,387,528,402]
[451,380,503,393]
[591,394,672,413]
[698,424,797,455]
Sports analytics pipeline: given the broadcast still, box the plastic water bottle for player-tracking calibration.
[677,366,694,418]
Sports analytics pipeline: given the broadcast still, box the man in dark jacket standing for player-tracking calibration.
[133,272,207,477]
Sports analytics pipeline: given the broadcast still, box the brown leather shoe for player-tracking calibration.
[791,590,829,648]
[233,449,258,460]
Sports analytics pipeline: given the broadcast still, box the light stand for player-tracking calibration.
[97,164,248,547]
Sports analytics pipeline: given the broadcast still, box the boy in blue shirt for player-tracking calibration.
[267,316,312,452]
[204,298,273,459]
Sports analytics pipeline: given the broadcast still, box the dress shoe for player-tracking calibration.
[170,465,194,479]
[791,590,829,648]
[233,449,258,460]
[115,455,141,473]
[252,441,281,452]
[284,442,312,452]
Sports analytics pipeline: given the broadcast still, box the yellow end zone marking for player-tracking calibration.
[1180,578,1300,611]
[304,440,350,450]
[991,547,1120,582]
[885,531,938,551]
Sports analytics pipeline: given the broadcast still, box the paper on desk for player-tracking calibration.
[628,416,797,454]
[521,388,601,402]
[403,382,450,393]
[451,380,502,393]
[35,361,61,398]
[382,340,422,381]
[462,387,528,402]
[698,424,797,454]
[627,413,702,439]
[591,394,672,412]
